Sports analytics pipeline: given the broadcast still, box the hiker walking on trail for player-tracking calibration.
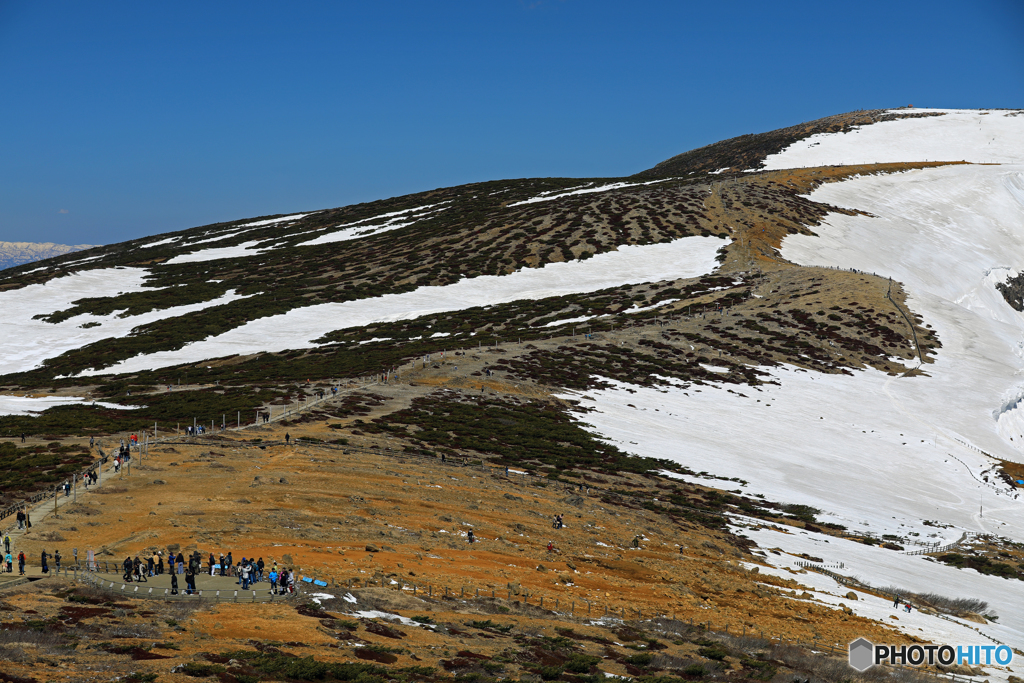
[893,593,900,608]
[40,550,49,574]
[54,550,61,572]
[18,551,25,575]
[176,552,185,575]
[4,533,9,553]
[170,570,178,595]
[185,565,196,595]
[4,551,11,573]
[16,509,24,530]
[269,567,278,594]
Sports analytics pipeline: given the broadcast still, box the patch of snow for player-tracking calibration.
[296,204,446,247]
[141,236,181,248]
[698,364,729,373]
[351,610,426,627]
[162,240,270,264]
[0,267,252,376]
[83,236,726,375]
[625,299,678,314]
[238,213,312,228]
[309,592,334,605]
[342,593,357,603]
[508,179,676,206]
[762,109,1024,170]
[0,394,136,416]
[543,315,596,328]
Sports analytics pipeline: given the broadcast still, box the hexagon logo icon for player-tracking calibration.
[849,638,874,672]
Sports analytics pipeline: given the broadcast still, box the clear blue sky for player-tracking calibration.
[1,0,1021,246]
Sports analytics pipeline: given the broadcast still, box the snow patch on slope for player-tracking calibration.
[739,525,1022,666]
[508,179,676,206]
[0,267,252,376]
[297,203,447,247]
[79,236,726,375]
[0,394,137,416]
[762,109,1024,170]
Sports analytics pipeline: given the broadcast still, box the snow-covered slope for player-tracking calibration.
[562,110,1024,654]
[762,109,1024,169]
[0,267,250,376]
[79,236,725,376]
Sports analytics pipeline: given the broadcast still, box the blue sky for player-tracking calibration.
[1,0,1021,246]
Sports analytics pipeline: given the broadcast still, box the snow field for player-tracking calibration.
[563,164,1024,628]
[735,524,1021,678]
[782,164,1024,462]
[567,368,1024,543]
[79,236,727,376]
[0,394,137,415]
[0,266,252,381]
[761,109,1024,170]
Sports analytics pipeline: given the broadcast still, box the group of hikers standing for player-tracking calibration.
[2,533,26,575]
[119,548,295,595]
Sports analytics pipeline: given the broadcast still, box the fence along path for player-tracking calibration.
[0,449,110,533]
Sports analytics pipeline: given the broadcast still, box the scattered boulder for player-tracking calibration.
[560,495,585,507]
[152,480,166,485]
[846,592,858,600]
[365,544,380,553]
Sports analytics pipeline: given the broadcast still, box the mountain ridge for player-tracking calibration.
[0,240,100,271]
[1,108,1023,663]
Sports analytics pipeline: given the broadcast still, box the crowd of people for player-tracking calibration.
[119,549,296,595]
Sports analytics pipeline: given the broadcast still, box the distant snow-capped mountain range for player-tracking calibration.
[0,241,100,271]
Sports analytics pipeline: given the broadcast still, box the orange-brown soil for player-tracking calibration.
[1,429,920,682]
